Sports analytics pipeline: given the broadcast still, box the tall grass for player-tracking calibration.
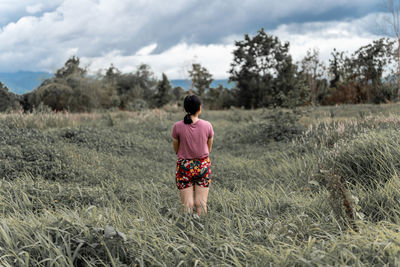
[1,105,400,265]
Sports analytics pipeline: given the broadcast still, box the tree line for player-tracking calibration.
[0,28,399,112]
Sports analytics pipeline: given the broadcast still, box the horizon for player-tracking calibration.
[0,70,235,94]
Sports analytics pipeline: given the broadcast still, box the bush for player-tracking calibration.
[233,109,305,144]
[325,130,400,187]
[0,124,113,184]
[319,129,400,224]
[322,82,368,105]
[32,83,74,111]
[0,83,20,112]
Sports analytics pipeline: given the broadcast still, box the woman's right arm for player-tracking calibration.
[207,137,213,153]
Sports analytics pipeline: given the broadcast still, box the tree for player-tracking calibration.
[229,28,300,108]
[55,56,86,79]
[104,64,121,86]
[113,64,157,109]
[299,48,326,105]
[188,63,213,97]
[328,49,346,88]
[172,86,185,102]
[383,0,400,92]
[352,38,395,102]
[206,85,236,109]
[353,38,394,87]
[0,82,20,112]
[27,57,124,112]
[274,52,305,107]
[325,39,395,104]
[153,73,172,107]
[135,64,158,101]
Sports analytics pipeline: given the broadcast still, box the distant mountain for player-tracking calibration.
[170,79,235,90]
[0,71,52,95]
[0,71,235,95]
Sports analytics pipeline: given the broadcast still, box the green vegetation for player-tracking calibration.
[1,29,398,113]
[2,105,400,265]
[229,28,300,108]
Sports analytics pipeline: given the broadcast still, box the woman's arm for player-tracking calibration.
[207,137,213,153]
[173,138,179,154]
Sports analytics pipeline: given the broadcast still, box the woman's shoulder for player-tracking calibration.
[173,120,188,131]
[173,120,184,126]
[199,119,212,127]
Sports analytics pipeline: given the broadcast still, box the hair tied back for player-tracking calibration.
[183,95,201,124]
[184,114,193,124]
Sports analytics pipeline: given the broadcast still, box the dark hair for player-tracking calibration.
[183,95,201,124]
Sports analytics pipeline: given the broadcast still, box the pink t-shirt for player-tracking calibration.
[171,119,214,159]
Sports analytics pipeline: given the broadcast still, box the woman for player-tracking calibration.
[172,95,214,215]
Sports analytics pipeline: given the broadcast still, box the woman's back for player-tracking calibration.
[172,119,214,159]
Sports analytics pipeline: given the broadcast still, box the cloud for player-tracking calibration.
[135,44,158,56]
[26,4,44,14]
[0,0,390,79]
[273,12,386,64]
[83,43,235,80]
[83,12,389,80]
[0,1,62,26]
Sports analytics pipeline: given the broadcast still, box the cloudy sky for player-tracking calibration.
[0,0,392,79]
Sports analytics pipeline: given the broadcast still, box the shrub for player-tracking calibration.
[319,129,400,225]
[233,109,305,144]
[0,83,21,112]
[322,82,368,105]
[324,130,400,187]
[0,124,113,184]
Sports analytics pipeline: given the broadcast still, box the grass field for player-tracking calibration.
[2,104,400,266]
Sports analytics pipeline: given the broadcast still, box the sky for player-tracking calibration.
[0,0,393,79]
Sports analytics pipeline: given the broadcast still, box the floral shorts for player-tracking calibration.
[176,157,211,190]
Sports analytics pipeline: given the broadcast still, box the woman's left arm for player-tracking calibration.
[207,137,213,153]
[173,138,179,154]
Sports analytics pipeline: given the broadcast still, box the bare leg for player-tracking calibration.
[179,187,194,214]
[194,185,209,216]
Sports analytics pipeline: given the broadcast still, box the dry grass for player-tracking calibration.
[0,105,399,265]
